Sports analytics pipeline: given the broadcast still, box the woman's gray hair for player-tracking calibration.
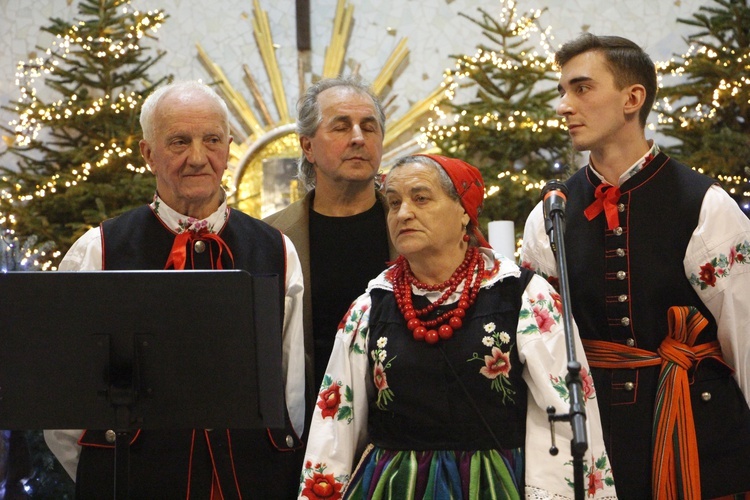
[387,155,481,246]
[140,80,230,142]
[296,76,386,191]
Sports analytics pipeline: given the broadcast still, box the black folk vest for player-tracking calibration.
[365,268,534,452]
[564,155,750,499]
[564,153,716,354]
[75,205,304,499]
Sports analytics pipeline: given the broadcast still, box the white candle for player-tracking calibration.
[487,220,516,261]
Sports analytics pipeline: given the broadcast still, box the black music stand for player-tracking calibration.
[0,270,284,499]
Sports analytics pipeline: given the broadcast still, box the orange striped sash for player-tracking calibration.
[582,306,728,500]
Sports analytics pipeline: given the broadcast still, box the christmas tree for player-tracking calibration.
[0,0,170,269]
[422,1,573,240]
[655,0,750,216]
[1,0,169,494]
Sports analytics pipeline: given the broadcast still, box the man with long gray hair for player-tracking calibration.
[265,77,397,417]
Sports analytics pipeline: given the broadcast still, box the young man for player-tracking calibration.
[521,33,750,499]
[265,77,397,410]
[44,81,306,498]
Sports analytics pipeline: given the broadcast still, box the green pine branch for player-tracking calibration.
[656,0,750,211]
[0,0,172,267]
[429,3,573,239]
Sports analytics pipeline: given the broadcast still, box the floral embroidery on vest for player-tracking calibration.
[371,337,395,410]
[467,322,516,404]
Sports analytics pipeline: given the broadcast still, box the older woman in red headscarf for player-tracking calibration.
[298,155,616,499]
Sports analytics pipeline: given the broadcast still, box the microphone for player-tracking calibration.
[542,179,568,219]
[542,180,568,251]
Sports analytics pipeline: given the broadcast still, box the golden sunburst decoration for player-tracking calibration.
[197,0,444,218]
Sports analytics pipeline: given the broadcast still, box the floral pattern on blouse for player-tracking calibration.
[468,322,516,404]
[566,452,615,498]
[300,461,346,500]
[688,239,750,289]
[519,291,563,335]
[149,192,229,234]
[550,366,596,403]
[317,376,353,423]
[344,302,370,355]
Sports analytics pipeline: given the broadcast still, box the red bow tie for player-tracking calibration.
[164,231,234,270]
[583,183,622,230]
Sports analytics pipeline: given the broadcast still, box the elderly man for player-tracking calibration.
[44,80,305,498]
[265,77,397,410]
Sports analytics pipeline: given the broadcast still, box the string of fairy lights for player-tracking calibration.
[419,1,560,197]
[419,0,749,203]
[2,0,749,270]
[1,1,164,269]
[655,44,750,198]
[0,232,58,272]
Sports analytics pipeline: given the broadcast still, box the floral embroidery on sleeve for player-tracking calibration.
[317,376,353,423]
[371,337,395,410]
[343,302,369,355]
[689,240,750,289]
[566,452,615,497]
[519,292,562,335]
[300,461,346,500]
[550,367,596,403]
[336,302,356,332]
[467,322,516,404]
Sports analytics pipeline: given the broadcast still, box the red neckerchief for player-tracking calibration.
[164,230,234,270]
[583,153,654,230]
[583,183,622,230]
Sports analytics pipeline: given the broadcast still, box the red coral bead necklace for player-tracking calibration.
[389,246,489,344]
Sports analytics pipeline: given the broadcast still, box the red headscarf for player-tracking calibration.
[415,154,491,248]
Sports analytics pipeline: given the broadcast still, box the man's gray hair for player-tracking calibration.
[140,80,230,142]
[296,76,386,191]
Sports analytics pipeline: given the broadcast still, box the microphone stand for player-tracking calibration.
[545,190,588,500]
